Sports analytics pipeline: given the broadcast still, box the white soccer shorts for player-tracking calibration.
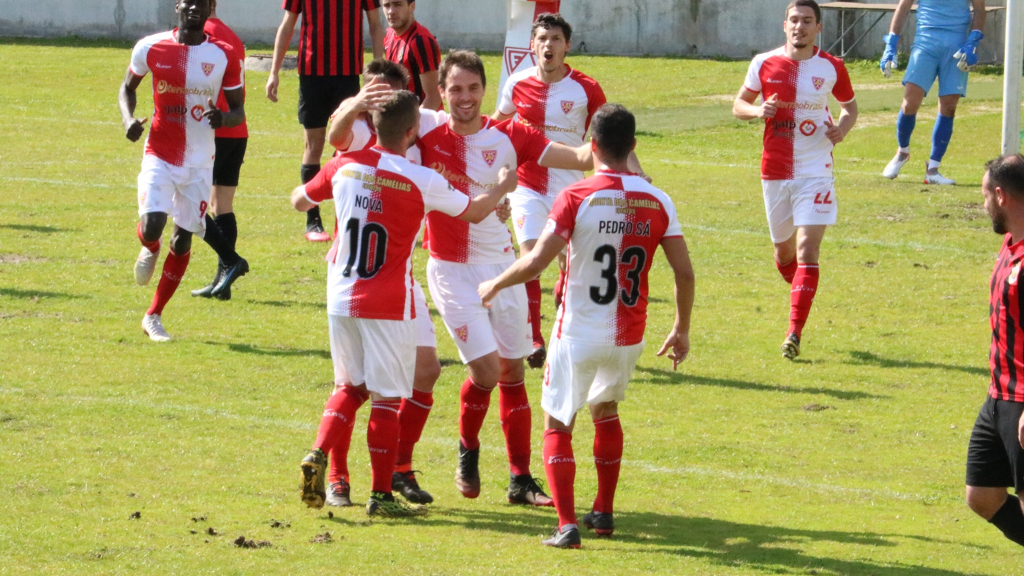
[510,187,556,245]
[137,155,212,237]
[761,177,837,243]
[541,335,645,427]
[426,257,533,363]
[328,314,416,399]
[412,281,436,348]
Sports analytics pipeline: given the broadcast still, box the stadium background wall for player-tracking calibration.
[0,0,1007,63]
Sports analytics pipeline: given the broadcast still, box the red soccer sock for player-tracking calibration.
[395,389,434,473]
[775,257,797,284]
[321,386,370,484]
[542,429,577,529]
[554,269,566,309]
[367,400,402,494]
[499,380,532,477]
[146,249,189,316]
[459,378,493,450]
[137,222,160,253]
[593,415,623,514]
[788,264,820,338]
[526,278,545,346]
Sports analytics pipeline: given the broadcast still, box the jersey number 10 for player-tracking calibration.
[341,218,389,279]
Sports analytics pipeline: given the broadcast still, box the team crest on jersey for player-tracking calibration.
[482,150,497,167]
[455,324,469,342]
[202,62,215,76]
[504,48,536,75]
[1010,262,1022,286]
[515,216,526,229]
[812,76,825,90]
[560,100,574,114]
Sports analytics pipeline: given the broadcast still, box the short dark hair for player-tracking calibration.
[372,90,420,148]
[531,13,572,43]
[786,0,821,24]
[363,58,410,89]
[591,104,635,162]
[986,154,1024,199]
[439,49,486,89]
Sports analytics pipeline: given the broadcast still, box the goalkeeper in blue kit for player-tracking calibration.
[879,0,986,185]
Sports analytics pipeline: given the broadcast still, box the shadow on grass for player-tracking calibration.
[415,509,989,575]
[846,351,987,377]
[0,287,88,300]
[636,366,885,401]
[203,341,330,359]
[439,357,461,368]
[0,224,69,234]
[245,299,323,310]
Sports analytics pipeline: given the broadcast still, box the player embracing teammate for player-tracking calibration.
[732,0,858,359]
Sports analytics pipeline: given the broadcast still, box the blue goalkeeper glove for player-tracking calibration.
[880,33,899,78]
[954,30,984,72]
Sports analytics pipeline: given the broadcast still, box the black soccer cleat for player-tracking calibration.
[508,473,554,507]
[542,525,582,549]
[300,448,327,509]
[392,470,434,504]
[366,491,428,517]
[455,442,481,498]
[211,257,248,297]
[191,265,225,299]
[583,511,615,537]
[526,343,547,369]
[326,478,352,507]
[781,333,800,360]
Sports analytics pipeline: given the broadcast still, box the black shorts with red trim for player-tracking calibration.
[966,395,1024,491]
[298,74,360,129]
[212,137,248,187]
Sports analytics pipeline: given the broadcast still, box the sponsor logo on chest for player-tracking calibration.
[1010,261,1022,286]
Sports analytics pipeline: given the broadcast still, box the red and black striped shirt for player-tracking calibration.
[283,0,380,77]
[384,21,441,105]
[989,234,1024,401]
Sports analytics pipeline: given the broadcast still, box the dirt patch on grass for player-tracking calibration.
[310,532,333,544]
[233,535,271,549]
[803,404,834,412]
[0,254,47,264]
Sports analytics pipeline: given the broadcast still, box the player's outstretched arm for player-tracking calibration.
[266,10,299,103]
[825,99,858,146]
[478,229,567,307]
[460,167,518,223]
[367,8,385,60]
[119,69,147,142]
[656,235,695,370]
[327,79,394,150]
[732,88,777,121]
[539,142,593,172]
[420,71,443,112]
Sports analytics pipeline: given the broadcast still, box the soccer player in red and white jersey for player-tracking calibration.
[418,49,594,506]
[119,0,245,342]
[732,0,858,360]
[290,91,516,516]
[492,13,608,370]
[382,0,443,111]
[479,104,695,548]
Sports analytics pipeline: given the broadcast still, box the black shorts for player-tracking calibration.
[298,74,360,129]
[966,395,1024,490]
[212,137,248,187]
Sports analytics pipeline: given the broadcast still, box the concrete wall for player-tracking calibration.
[0,0,1007,63]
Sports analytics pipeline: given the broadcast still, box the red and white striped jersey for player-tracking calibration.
[129,30,243,168]
[497,66,605,196]
[548,170,683,346]
[743,47,855,181]
[302,146,470,320]
[418,115,551,263]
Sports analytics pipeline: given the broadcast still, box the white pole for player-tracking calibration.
[1003,0,1024,154]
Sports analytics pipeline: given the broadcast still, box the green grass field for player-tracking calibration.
[1,37,1020,574]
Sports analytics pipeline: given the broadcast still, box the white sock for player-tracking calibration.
[928,159,941,170]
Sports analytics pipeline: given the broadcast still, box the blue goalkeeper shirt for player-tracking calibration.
[916,0,971,38]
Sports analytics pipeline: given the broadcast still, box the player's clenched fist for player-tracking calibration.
[825,122,846,145]
[202,98,224,129]
[124,117,148,142]
[759,93,779,119]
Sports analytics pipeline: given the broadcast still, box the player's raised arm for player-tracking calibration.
[478,227,567,307]
[655,235,695,370]
[266,10,299,102]
[327,79,395,149]
[733,88,778,121]
[119,69,147,142]
[366,7,385,60]
[538,142,593,172]
[459,166,518,223]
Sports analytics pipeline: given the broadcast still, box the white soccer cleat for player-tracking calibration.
[142,314,172,342]
[134,246,159,286]
[924,170,955,186]
[882,152,909,179]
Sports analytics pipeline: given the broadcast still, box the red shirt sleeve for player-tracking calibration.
[221,44,243,90]
[304,160,341,203]
[502,120,550,167]
[363,0,380,10]
[414,35,441,73]
[547,186,583,241]
[831,58,855,103]
[582,78,607,132]
[283,0,302,14]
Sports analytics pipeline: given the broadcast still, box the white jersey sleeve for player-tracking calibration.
[129,39,152,77]
[419,108,448,136]
[497,76,517,116]
[743,57,762,94]
[349,119,373,152]
[422,172,470,217]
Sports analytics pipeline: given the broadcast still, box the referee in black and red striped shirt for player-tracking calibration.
[382,0,442,111]
[966,153,1024,548]
[266,0,385,242]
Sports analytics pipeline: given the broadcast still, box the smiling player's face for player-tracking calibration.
[531,26,569,73]
[784,6,820,50]
[177,0,211,31]
[442,66,485,124]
